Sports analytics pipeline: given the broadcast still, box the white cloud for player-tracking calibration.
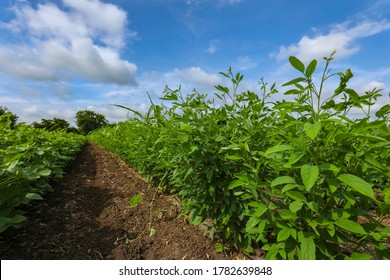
[0,47,57,81]
[14,3,88,41]
[206,40,219,54]
[360,81,385,93]
[0,0,137,85]
[235,56,258,70]
[63,0,135,48]
[275,20,390,63]
[40,38,137,84]
[174,67,222,87]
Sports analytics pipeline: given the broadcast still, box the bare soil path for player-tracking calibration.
[0,142,242,260]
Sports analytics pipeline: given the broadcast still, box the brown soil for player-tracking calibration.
[0,142,245,260]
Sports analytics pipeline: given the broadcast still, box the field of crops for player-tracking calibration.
[0,113,85,234]
[90,54,390,259]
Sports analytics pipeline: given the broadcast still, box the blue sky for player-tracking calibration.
[0,0,389,125]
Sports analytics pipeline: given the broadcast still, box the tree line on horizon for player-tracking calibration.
[0,106,109,135]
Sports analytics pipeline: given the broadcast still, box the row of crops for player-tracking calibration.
[90,53,390,259]
[0,113,85,234]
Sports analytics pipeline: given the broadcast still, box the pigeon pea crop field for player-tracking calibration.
[0,116,85,234]
[90,53,390,260]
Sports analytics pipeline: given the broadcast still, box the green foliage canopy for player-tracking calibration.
[76,110,108,135]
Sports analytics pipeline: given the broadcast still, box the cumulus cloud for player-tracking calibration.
[275,20,390,63]
[0,0,137,85]
[174,67,222,87]
[0,47,57,81]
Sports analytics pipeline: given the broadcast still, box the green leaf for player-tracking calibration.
[289,56,305,73]
[25,193,43,200]
[286,190,307,202]
[337,174,374,199]
[284,89,301,95]
[253,203,268,217]
[304,122,322,140]
[271,176,296,187]
[289,201,304,213]
[128,194,143,207]
[277,209,297,220]
[162,90,179,101]
[264,144,294,157]
[7,215,27,225]
[319,163,340,175]
[326,222,335,237]
[350,252,372,260]
[277,229,291,242]
[216,243,224,252]
[114,104,143,119]
[282,77,306,87]
[149,228,156,236]
[179,123,192,131]
[246,216,260,231]
[284,152,305,168]
[305,59,317,77]
[327,179,338,193]
[215,85,229,94]
[281,184,302,192]
[225,154,243,160]
[334,219,366,234]
[306,201,319,213]
[380,227,390,235]
[300,236,316,260]
[301,164,319,191]
[383,188,390,204]
[256,220,267,238]
[37,169,51,177]
[375,104,390,118]
[228,179,244,190]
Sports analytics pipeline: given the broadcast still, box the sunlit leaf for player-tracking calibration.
[264,145,294,157]
[289,56,305,73]
[334,219,366,235]
[304,122,321,140]
[305,59,317,77]
[128,194,143,207]
[271,176,296,187]
[337,174,374,199]
[301,165,319,191]
[299,236,316,260]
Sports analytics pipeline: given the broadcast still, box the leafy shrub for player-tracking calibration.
[90,52,390,259]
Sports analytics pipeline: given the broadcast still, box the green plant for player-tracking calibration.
[233,52,390,259]
[89,52,389,259]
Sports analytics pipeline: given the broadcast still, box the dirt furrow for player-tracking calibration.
[0,142,241,260]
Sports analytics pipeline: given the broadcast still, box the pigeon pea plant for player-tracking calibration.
[90,52,390,259]
[231,51,390,259]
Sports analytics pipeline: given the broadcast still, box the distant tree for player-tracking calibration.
[0,106,18,128]
[67,127,79,134]
[32,117,71,131]
[75,110,108,135]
